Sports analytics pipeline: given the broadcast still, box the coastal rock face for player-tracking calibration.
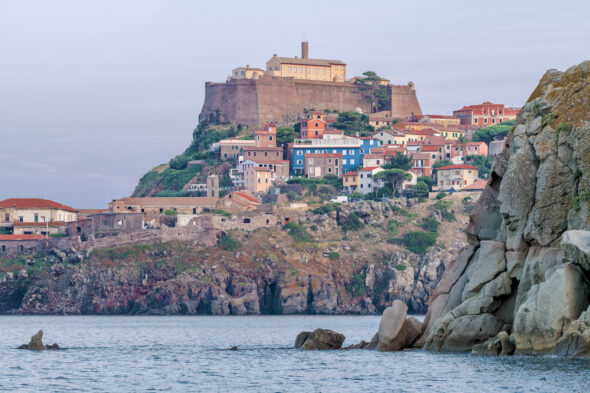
[423,61,590,357]
[366,300,423,351]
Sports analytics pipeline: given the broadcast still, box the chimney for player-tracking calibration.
[301,41,309,59]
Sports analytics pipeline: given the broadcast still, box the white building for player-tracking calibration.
[358,167,384,194]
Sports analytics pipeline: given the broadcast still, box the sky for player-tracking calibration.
[1,0,589,208]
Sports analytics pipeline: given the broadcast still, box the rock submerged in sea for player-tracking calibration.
[17,330,60,351]
[294,328,345,350]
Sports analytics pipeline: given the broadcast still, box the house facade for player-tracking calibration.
[436,164,479,190]
[299,118,326,139]
[358,167,384,195]
[0,198,78,228]
[343,171,359,193]
[453,102,519,126]
[290,138,362,175]
[219,138,256,160]
[304,153,343,178]
[244,166,273,193]
[110,197,217,215]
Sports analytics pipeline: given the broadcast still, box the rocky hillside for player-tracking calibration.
[0,196,470,315]
[420,61,590,357]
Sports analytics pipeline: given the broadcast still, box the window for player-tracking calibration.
[297,160,302,165]
[484,118,488,124]
[159,208,163,213]
[1,245,5,252]
[297,151,303,155]
[328,168,332,173]
[328,159,332,164]
[19,216,23,222]
[4,213,8,222]
[315,68,319,74]
[19,245,24,252]
[474,119,478,124]
[274,66,279,71]
[349,150,354,155]
[299,67,303,73]
[350,159,355,164]
[288,66,291,72]
[306,68,310,74]
[269,136,273,140]
[323,69,327,74]
[343,159,347,165]
[244,218,251,224]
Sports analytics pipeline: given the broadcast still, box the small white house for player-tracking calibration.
[358,167,384,194]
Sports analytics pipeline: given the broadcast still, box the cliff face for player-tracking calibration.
[421,61,590,357]
[199,77,422,126]
[0,198,469,315]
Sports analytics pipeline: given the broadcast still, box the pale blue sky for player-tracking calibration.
[1,0,589,207]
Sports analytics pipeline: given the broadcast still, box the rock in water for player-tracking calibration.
[25,330,45,351]
[294,328,345,350]
[376,300,408,351]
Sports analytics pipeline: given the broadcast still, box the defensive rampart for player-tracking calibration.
[199,76,422,127]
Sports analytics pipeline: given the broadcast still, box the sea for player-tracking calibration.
[0,315,588,392]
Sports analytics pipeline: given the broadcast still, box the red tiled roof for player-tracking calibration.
[13,221,66,227]
[251,167,272,172]
[420,145,441,152]
[0,198,77,212]
[404,129,438,136]
[425,114,459,119]
[234,192,260,203]
[359,167,380,172]
[436,164,479,171]
[462,179,488,191]
[407,141,425,145]
[242,147,283,151]
[363,154,385,159]
[344,171,358,176]
[424,135,448,145]
[0,234,47,241]
[306,153,342,158]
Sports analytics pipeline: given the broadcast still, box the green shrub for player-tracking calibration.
[341,213,364,232]
[164,209,177,216]
[169,155,189,170]
[346,271,368,297]
[436,191,447,200]
[284,222,312,243]
[156,190,191,197]
[387,219,400,236]
[542,113,556,127]
[435,200,456,222]
[328,252,340,260]
[286,191,299,201]
[220,231,242,251]
[573,191,590,211]
[49,233,68,238]
[212,209,232,219]
[420,217,440,233]
[312,203,340,215]
[400,231,437,254]
[394,264,407,271]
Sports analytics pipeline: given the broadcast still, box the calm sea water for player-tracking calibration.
[0,316,588,393]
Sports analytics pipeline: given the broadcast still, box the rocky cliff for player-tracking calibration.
[421,61,590,357]
[0,197,469,315]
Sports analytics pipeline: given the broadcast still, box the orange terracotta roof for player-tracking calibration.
[359,167,380,171]
[462,179,488,191]
[234,192,260,203]
[242,147,283,151]
[420,145,441,152]
[0,198,78,212]
[0,234,47,241]
[436,164,479,171]
[343,171,358,176]
[424,114,459,119]
[363,154,385,159]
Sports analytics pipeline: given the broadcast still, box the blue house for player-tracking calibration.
[291,138,363,175]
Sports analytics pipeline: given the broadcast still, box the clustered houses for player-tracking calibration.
[453,102,519,126]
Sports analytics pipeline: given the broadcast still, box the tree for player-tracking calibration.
[465,155,492,179]
[169,155,188,170]
[417,176,434,191]
[472,120,514,145]
[331,111,374,136]
[383,153,413,171]
[374,169,412,198]
[354,71,389,112]
[276,126,297,147]
[414,181,429,198]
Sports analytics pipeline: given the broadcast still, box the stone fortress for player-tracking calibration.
[199,42,423,127]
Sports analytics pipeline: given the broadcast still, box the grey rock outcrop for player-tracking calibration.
[17,330,60,351]
[295,328,345,350]
[366,300,423,351]
[421,61,590,357]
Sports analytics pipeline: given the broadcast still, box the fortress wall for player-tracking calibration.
[390,84,423,118]
[199,77,422,127]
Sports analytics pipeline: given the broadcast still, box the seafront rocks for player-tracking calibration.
[421,61,590,357]
[17,330,60,351]
[366,300,423,351]
[294,329,345,350]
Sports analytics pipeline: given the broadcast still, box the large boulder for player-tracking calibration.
[375,300,408,351]
[514,263,590,354]
[440,313,504,352]
[561,230,590,271]
[17,330,59,351]
[552,306,590,357]
[294,328,345,350]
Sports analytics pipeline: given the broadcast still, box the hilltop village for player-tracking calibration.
[0,43,519,316]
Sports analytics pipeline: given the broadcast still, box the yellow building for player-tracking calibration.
[372,129,410,146]
[343,171,359,193]
[398,121,466,141]
[231,65,265,80]
[419,115,461,127]
[244,166,273,194]
[435,164,479,190]
[0,198,78,226]
[265,42,346,82]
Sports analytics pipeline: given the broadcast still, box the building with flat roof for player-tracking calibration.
[290,137,362,175]
[453,102,519,126]
[304,153,343,178]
